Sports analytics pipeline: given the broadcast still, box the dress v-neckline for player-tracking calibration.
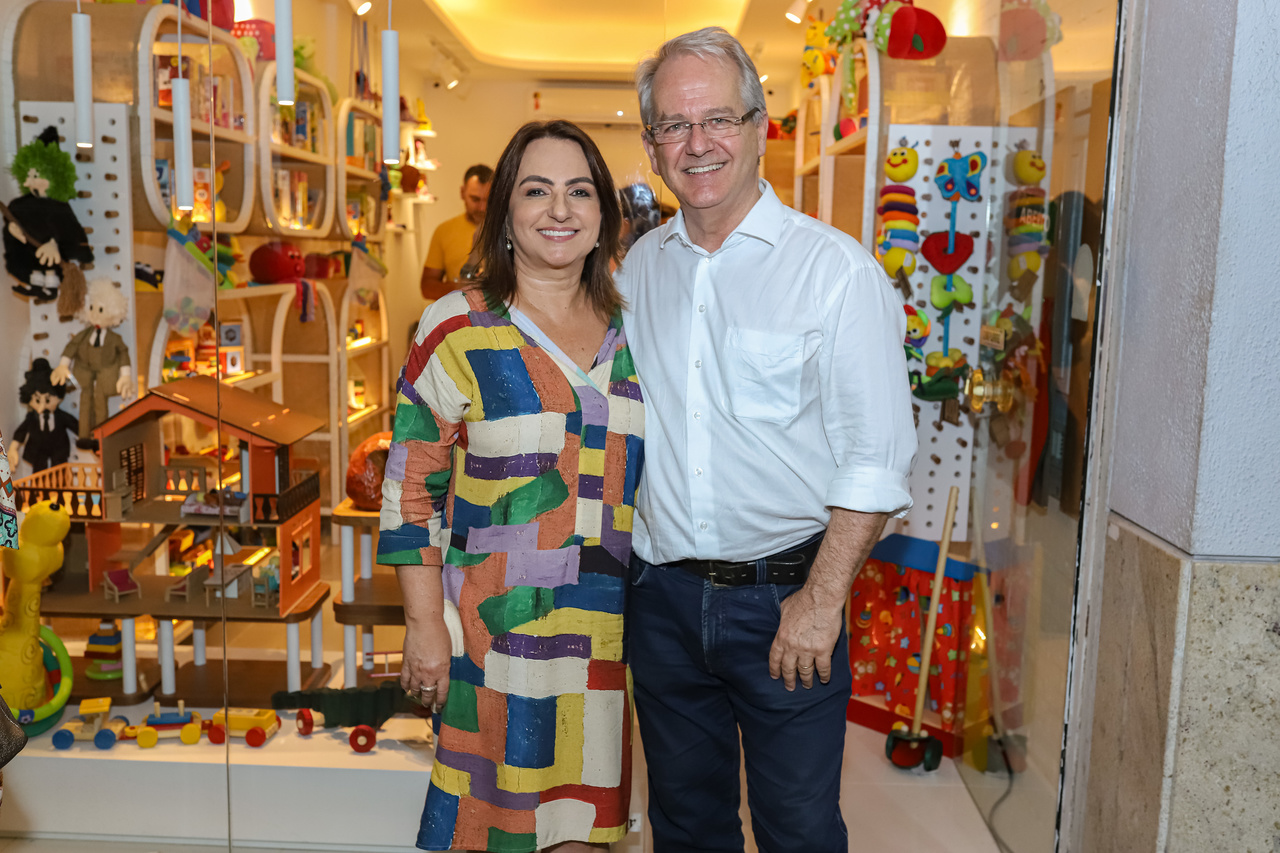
[506,304,614,394]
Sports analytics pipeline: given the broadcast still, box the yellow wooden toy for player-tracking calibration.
[0,500,71,714]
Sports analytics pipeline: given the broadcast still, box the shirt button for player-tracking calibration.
[694,359,702,368]
[703,257,710,264]
[699,521,709,530]
[695,467,703,476]
[693,411,701,420]
[697,304,706,313]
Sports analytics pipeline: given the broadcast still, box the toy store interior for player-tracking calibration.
[0,0,1121,850]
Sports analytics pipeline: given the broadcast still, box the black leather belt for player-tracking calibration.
[671,535,824,587]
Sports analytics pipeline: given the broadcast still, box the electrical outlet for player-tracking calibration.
[627,812,643,833]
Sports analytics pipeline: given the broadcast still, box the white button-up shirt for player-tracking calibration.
[618,180,917,564]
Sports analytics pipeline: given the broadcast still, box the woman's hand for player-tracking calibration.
[401,614,453,708]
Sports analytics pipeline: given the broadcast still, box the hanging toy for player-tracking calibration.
[1005,141,1049,291]
[9,359,78,474]
[903,305,930,362]
[877,138,921,288]
[3,126,94,312]
[998,0,1063,63]
[800,16,839,89]
[872,1,948,60]
[51,280,136,450]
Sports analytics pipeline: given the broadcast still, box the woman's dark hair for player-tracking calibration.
[19,358,69,404]
[476,120,624,320]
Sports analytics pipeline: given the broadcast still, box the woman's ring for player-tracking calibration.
[421,684,438,694]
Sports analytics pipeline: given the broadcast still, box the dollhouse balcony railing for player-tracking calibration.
[161,464,211,496]
[12,463,106,519]
[251,470,321,524]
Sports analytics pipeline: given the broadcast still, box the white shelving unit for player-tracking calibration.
[334,98,385,242]
[336,276,392,470]
[251,63,336,238]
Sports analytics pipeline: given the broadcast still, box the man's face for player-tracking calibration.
[641,53,767,216]
[461,176,491,225]
[29,392,59,414]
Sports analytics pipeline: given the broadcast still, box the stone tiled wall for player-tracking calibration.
[1085,514,1280,852]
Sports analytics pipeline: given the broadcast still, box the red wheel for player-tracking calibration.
[350,725,376,753]
[296,709,315,736]
[208,724,226,745]
[245,726,267,748]
[275,714,282,729]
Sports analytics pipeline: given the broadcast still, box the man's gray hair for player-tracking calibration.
[635,27,767,130]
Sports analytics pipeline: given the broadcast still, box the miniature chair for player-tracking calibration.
[103,569,141,603]
[164,566,207,602]
[252,568,280,609]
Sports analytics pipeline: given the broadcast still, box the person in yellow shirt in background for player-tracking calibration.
[419,164,493,300]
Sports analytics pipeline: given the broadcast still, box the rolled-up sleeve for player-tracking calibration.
[818,259,918,517]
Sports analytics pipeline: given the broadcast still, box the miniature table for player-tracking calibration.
[203,561,253,606]
[332,497,380,687]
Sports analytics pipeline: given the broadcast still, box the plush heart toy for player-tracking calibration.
[921,232,974,275]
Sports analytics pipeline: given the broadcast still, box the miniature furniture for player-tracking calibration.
[163,566,207,602]
[252,566,280,608]
[103,569,141,603]
[204,561,252,606]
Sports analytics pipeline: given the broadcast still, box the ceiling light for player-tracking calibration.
[759,74,768,83]
[785,0,811,24]
[616,110,624,116]
[72,10,93,148]
[382,26,400,164]
[275,0,295,105]
[446,78,459,90]
[348,0,371,14]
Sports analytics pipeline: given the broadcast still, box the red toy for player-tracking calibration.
[249,242,305,284]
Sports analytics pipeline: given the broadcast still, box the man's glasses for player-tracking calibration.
[647,108,760,145]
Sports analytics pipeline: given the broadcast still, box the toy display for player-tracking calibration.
[0,430,17,550]
[123,700,204,747]
[872,1,947,60]
[274,675,433,753]
[51,698,129,750]
[800,17,838,89]
[84,621,125,681]
[249,241,306,283]
[50,280,136,449]
[9,359,78,474]
[344,431,392,511]
[1005,142,1049,296]
[208,707,281,747]
[3,126,94,309]
[876,139,922,290]
[0,500,71,713]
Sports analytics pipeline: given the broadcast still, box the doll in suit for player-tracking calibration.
[51,280,135,450]
[9,359,78,473]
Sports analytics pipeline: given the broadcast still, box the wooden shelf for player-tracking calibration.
[334,575,405,626]
[224,369,281,390]
[345,165,380,181]
[153,109,254,145]
[335,98,386,241]
[825,128,868,157]
[798,155,821,176]
[218,284,297,300]
[270,142,332,166]
[346,403,386,428]
[345,337,387,357]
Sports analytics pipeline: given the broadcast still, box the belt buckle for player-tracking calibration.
[707,560,747,587]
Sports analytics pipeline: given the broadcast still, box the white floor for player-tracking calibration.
[0,721,999,853]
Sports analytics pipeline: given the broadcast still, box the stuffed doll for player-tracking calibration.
[4,126,93,309]
[9,359,78,473]
[51,280,135,450]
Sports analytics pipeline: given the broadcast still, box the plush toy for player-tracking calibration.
[1005,141,1048,287]
[51,280,135,450]
[9,359,78,474]
[3,126,94,309]
[903,305,930,362]
[999,0,1063,62]
[800,17,839,89]
[249,241,305,283]
[872,1,948,60]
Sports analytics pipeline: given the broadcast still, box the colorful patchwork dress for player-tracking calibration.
[378,288,644,852]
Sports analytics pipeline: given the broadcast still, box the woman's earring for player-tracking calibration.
[595,241,600,248]
[506,236,512,251]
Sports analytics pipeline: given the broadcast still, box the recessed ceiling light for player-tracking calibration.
[447,79,459,90]
[759,74,769,83]
[616,110,624,116]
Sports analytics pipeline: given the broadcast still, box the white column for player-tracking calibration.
[310,609,323,669]
[363,627,375,671]
[286,622,301,691]
[121,617,137,696]
[340,526,355,599]
[359,531,373,580]
[158,619,176,695]
[344,624,358,687]
[192,622,207,666]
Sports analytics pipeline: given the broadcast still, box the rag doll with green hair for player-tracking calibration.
[3,126,94,308]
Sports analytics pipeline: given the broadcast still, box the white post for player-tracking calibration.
[121,617,137,696]
[286,622,301,691]
[310,609,323,669]
[344,624,357,687]
[363,627,375,671]
[359,531,373,580]
[341,525,355,600]
[192,622,207,666]
[158,618,176,695]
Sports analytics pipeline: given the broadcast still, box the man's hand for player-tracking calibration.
[769,586,844,691]
[35,238,61,266]
[51,358,72,387]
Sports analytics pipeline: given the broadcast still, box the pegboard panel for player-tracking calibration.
[881,124,1000,542]
[15,102,135,471]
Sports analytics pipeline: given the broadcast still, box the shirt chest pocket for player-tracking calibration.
[723,327,804,425]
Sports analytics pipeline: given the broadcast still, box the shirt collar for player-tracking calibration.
[660,179,785,252]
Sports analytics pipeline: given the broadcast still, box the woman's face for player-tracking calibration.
[508,137,602,277]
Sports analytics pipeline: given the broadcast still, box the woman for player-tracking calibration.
[378,121,642,853]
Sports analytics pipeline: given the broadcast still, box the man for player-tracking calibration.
[419,163,492,300]
[618,27,917,852]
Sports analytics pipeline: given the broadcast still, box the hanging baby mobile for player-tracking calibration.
[911,143,988,402]
[3,127,93,314]
[1004,141,1048,302]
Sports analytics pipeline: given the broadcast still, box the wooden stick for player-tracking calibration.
[911,486,960,736]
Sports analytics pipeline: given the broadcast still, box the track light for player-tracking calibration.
[275,0,295,105]
[72,9,93,148]
[347,0,371,15]
[785,0,808,24]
